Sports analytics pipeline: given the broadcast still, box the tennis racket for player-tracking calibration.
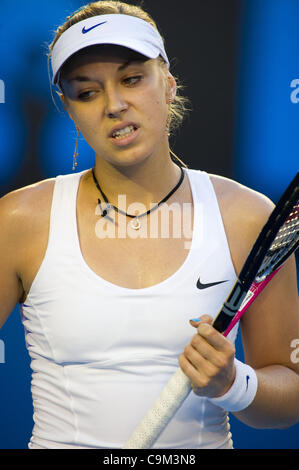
[124,172,299,449]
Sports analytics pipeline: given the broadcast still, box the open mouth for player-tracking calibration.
[111,124,138,140]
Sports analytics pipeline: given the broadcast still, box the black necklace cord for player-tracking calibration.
[91,172,110,217]
[91,165,185,220]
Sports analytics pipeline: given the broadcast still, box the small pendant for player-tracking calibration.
[130,217,141,230]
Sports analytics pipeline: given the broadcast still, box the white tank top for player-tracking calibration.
[20,168,238,449]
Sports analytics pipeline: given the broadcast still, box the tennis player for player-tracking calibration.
[0,1,298,449]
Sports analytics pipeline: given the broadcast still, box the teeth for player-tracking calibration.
[112,125,135,139]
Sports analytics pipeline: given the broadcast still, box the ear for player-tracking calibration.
[57,91,74,122]
[166,72,177,103]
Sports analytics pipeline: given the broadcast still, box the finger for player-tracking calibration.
[184,341,218,375]
[188,333,232,371]
[196,321,234,353]
[179,353,212,388]
[189,333,217,363]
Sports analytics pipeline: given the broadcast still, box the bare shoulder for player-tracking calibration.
[209,174,275,273]
[0,178,55,222]
[209,173,275,219]
[0,176,56,205]
[0,178,56,324]
[0,178,56,273]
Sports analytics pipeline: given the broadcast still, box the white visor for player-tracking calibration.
[51,14,170,86]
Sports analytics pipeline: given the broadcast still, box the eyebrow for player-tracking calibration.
[67,59,145,83]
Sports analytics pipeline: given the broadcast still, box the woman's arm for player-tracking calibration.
[0,192,25,329]
[233,253,299,429]
[180,176,299,429]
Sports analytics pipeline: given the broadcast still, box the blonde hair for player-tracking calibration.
[49,1,191,165]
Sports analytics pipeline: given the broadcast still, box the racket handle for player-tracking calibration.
[123,368,191,449]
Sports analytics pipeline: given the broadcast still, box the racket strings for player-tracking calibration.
[256,202,299,281]
[271,203,299,250]
[286,203,299,223]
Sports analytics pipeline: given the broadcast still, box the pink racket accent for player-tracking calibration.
[223,267,281,337]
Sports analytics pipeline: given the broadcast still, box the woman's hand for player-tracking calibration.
[178,315,236,398]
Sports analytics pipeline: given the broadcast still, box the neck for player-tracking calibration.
[90,146,183,209]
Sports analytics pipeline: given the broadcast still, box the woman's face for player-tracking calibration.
[60,45,176,168]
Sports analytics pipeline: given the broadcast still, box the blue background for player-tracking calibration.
[0,0,298,449]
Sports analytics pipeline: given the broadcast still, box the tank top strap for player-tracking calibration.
[187,169,218,216]
[47,170,87,256]
[186,169,234,268]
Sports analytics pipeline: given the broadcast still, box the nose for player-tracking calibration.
[105,84,128,119]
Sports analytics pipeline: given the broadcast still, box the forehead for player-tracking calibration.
[60,44,150,79]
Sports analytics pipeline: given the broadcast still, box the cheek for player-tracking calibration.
[139,87,168,129]
[69,105,102,139]
[65,106,103,155]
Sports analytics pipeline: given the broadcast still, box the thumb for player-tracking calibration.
[189,315,213,328]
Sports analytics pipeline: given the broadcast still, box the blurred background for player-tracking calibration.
[0,0,298,449]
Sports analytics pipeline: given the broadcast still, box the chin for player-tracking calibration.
[100,146,154,169]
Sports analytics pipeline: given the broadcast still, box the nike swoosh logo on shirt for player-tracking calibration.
[82,21,108,34]
[246,375,250,391]
[196,278,228,290]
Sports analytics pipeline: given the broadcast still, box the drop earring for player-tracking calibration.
[166,106,171,137]
[165,97,172,137]
[73,126,79,171]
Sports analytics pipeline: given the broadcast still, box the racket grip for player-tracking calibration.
[123,368,192,449]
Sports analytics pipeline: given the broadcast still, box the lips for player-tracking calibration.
[108,122,140,147]
[109,122,139,139]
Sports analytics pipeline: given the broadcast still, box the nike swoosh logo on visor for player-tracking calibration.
[196,278,228,290]
[82,21,108,34]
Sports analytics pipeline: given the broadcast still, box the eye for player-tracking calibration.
[78,90,97,101]
[123,75,143,86]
